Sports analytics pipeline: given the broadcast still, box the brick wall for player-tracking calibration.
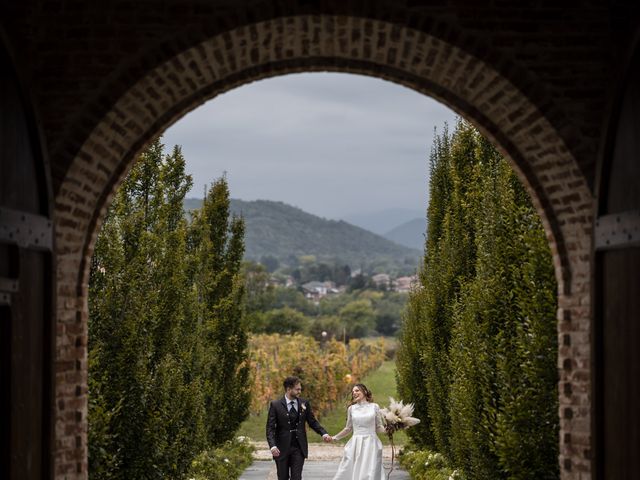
[50,15,596,479]
[3,2,631,479]
[4,1,627,196]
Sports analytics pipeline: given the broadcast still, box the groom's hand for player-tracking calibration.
[323,434,332,443]
[271,446,281,457]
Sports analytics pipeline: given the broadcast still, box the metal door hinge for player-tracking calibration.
[0,277,19,306]
[595,210,640,250]
[0,206,52,251]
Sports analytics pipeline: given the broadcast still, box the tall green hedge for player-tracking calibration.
[397,121,558,479]
[88,139,250,479]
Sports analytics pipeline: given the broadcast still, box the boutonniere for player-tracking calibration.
[300,403,307,413]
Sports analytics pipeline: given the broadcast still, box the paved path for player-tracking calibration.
[239,461,411,480]
[239,443,410,480]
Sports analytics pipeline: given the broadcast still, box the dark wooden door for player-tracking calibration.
[0,39,54,479]
[595,41,640,479]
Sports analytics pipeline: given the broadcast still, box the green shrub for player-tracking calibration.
[399,448,465,480]
[187,437,255,480]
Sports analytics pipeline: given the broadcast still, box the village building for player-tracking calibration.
[393,275,418,293]
[371,273,391,289]
[301,280,340,302]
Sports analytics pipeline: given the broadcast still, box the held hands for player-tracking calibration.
[272,436,332,457]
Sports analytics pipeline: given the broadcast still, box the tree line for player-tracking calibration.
[243,262,407,339]
[88,139,249,479]
[397,121,559,479]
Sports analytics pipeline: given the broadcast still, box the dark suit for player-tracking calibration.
[266,397,327,480]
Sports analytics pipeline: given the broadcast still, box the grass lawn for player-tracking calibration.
[238,360,408,446]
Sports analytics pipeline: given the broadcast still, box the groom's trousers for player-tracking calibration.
[274,445,304,480]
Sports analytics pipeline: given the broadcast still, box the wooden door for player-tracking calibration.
[0,39,54,479]
[595,41,640,479]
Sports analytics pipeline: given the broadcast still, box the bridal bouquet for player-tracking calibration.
[380,398,420,479]
[380,397,420,435]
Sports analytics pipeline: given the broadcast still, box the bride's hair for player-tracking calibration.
[349,383,373,405]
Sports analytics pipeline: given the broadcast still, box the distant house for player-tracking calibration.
[301,280,340,302]
[393,275,418,293]
[371,273,391,289]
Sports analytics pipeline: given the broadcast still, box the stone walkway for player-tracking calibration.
[239,443,410,480]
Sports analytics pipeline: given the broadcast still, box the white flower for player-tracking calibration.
[383,397,403,423]
[381,397,420,437]
[224,458,230,463]
[382,397,420,428]
[402,416,421,427]
[399,402,415,419]
[383,410,400,424]
[388,397,403,413]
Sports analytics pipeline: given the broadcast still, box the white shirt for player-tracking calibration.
[284,394,298,412]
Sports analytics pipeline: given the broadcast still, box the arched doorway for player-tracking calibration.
[53,15,593,479]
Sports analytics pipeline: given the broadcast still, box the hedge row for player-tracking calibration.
[89,140,250,479]
[397,121,559,479]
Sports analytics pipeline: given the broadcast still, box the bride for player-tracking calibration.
[329,383,386,480]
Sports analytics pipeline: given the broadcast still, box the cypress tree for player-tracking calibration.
[423,120,477,455]
[492,173,559,479]
[396,286,435,447]
[192,177,251,444]
[89,140,245,479]
[89,139,167,479]
[449,137,511,478]
[399,122,558,479]
[144,145,207,477]
[397,126,451,448]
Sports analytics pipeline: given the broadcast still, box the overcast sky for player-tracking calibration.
[162,72,458,221]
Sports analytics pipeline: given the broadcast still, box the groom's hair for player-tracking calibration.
[283,376,301,390]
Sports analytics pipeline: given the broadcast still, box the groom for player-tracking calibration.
[266,376,331,480]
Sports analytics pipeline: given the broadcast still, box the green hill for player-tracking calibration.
[383,217,427,250]
[184,198,420,272]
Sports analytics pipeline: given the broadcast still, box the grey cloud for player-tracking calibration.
[162,72,457,220]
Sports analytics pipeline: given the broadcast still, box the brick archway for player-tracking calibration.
[54,15,593,479]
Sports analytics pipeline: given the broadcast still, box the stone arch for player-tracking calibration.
[54,15,593,478]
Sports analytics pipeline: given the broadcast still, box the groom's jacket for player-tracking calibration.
[266,397,327,458]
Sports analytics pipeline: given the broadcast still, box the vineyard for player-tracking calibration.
[247,334,387,415]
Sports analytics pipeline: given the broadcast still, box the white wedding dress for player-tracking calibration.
[332,402,386,480]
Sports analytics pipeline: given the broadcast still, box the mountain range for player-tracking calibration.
[183,198,421,273]
[341,207,425,235]
[383,218,427,251]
